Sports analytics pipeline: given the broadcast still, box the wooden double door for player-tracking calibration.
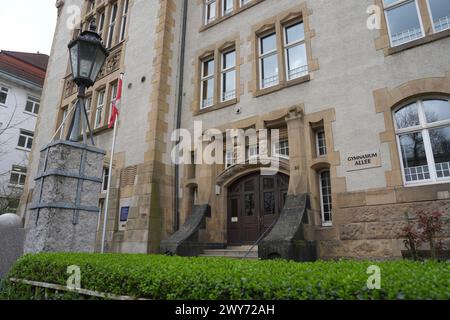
[227,173,289,245]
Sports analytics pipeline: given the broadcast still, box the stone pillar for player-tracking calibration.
[285,106,308,195]
[24,141,105,253]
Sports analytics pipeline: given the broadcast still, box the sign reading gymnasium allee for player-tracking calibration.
[346,149,382,172]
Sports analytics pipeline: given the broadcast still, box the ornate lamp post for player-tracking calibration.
[67,20,108,144]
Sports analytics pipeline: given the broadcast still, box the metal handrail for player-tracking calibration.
[244,216,279,258]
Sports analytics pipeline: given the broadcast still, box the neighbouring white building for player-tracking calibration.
[0,51,49,213]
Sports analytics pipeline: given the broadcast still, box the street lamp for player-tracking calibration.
[66,20,108,144]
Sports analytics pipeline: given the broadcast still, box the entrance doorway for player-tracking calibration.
[227,172,289,245]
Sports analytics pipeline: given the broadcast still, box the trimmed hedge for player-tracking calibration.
[2,253,449,300]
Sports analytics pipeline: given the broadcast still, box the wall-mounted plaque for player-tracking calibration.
[346,149,382,172]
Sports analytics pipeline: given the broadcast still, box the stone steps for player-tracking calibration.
[199,246,259,259]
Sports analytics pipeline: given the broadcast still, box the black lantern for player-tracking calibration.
[66,20,108,144]
[68,22,108,88]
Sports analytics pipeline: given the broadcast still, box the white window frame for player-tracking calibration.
[200,58,215,109]
[222,0,234,16]
[316,130,327,157]
[106,3,118,48]
[426,0,450,33]
[0,86,9,106]
[17,130,34,151]
[240,0,251,7]
[259,32,279,89]
[220,49,236,102]
[97,11,106,36]
[319,170,333,227]
[119,0,129,41]
[59,108,68,139]
[383,0,425,47]
[204,0,217,25]
[272,139,290,159]
[283,21,308,81]
[85,96,92,126]
[109,83,118,120]
[394,98,450,186]
[95,90,106,129]
[24,96,40,115]
[9,165,27,187]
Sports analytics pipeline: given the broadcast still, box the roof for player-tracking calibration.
[2,51,49,71]
[0,50,49,87]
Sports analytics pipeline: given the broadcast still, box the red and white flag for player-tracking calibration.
[109,73,123,129]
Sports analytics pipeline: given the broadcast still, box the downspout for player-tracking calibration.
[173,0,188,232]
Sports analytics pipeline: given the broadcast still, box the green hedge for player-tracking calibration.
[2,253,449,300]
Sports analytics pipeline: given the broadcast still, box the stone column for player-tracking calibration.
[285,106,308,195]
[24,141,105,253]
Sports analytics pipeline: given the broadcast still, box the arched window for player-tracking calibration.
[394,98,450,185]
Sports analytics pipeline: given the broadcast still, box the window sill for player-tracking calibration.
[199,0,265,32]
[16,147,31,152]
[387,29,450,55]
[8,184,24,189]
[194,98,237,116]
[403,179,450,188]
[23,111,38,117]
[0,104,7,108]
[255,74,310,98]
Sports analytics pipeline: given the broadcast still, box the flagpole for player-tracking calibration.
[100,73,123,254]
[100,117,118,254]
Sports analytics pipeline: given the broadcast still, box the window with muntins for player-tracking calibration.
[427,0,450,32]
[283,21,308,80]
[383,0,424,47]
[205,0,216,24]
[259,32,279,89]
[9,165,27,186]
[319,170,332,226]
[221,49,236,102]
[316,130,327,156]
[394,98,450,184]
[120,0,129,41]
[223,0,233,15]
[201,58,215,109]
[17,130,34,151]
[0,86,8,105]
[106,3,118,48]
[25,96,40,115]
[95,90,105,129]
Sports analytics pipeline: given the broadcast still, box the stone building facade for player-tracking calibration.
[20,0,450,259]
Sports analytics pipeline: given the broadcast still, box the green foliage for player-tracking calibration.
[3,253,449,300]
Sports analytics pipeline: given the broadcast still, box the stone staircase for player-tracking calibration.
[199,246,259,259]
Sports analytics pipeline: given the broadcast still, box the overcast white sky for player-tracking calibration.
[0,0,57,55]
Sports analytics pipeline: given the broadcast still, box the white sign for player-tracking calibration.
[346,150,382,172]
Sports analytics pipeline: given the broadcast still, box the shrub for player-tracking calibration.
[2,253,449,300]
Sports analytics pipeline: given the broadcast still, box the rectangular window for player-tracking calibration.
[383,0,424,47]
[59,108,68,139]
[273,139,290,158]
[90,0,96,12]
[316,130,327,156]
[223,0,233,15]
[0,86,8,105]
[259,32,279,89]
[9,165,27,186]
[25,96,40,115]
[428,0,450,32]
[17,130,34,151]
[85,96,92,127]
[205,0,216,24]
[247,144,259,159]
[319,170,332,226]
[284,21,308,80]
[109,83,118,120]
[98,11,105,36]
[102,167,110,192]
[221,49,236,102]
[201,58,215,109]
[106,3,118,48]
[95,90,105,129]
[119,0,129,41]
[240,0,251,7]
